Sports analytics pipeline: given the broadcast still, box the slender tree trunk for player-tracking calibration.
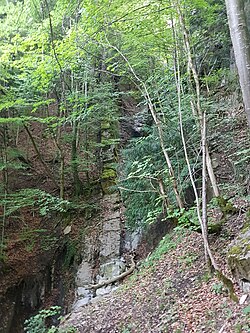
[146,97,184,209]
[71,120,83,197]
[175,1,220,197]
[0,125,8,259]
[173,35,210,267]
[201,112,211,267]
[225,0,250,126]
[158,177,169,213]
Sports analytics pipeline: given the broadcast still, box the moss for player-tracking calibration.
[216,270,238,303]
[208,222,222,234]
[101,168,116,180]
[104,162,117,170]
[101,166,117,194]
[242,210,250,233]
[101,179,116,194]
[101,122,111,130]
[216,196,237,216]
[228,245,242,255]
[101,138,120,147]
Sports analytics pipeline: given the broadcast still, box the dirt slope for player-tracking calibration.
[61,223,250,333]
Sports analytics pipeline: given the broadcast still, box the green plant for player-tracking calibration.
[63,240,78,268]
[0,189,72,218]
[121,324,132,333]
[142,232,182,268]
[179,253,198,267]
[24,306,61,333]
[167,207,200,231]
[211,282,225,295]
[243,305,250,315]
[20,228,47,252]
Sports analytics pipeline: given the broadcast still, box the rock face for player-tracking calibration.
[72,193,125,310]
[228,229,250,293]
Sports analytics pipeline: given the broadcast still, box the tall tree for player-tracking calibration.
[225,0,250,126]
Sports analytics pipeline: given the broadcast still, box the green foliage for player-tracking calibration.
[143,232,180,268]
[24,306,61,333]
[120,134,166,229]
[211,282,225,295]
[0,189,72,217]
[63,239,78,269]
[24,306,77,333]
[242,305,250,316]
[167,207,200,231]
[19,227,58,252]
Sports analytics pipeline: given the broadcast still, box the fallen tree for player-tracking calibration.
[89,257,136,290]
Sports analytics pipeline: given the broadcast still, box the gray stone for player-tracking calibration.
[102,218,121,232]
[99,231,121,259]
[228,229,250,292]
[103,210,120,221]
[242,281,250,293]
[96,285,113,296]
[124,227,143,251]
[76,287,91,298]
[99,260,126,280]
[75,261,92,287]
[72,297,90,310]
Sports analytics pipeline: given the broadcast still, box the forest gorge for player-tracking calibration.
[0,0,250,332]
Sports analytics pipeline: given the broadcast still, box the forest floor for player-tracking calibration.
[61,205,250,333]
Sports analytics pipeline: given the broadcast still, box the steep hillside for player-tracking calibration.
[61,225,250,333]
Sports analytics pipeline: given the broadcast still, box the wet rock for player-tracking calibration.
[99,195,122,261]
[228,229,250,293]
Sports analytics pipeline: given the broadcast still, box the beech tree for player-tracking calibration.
[225,0,250,126]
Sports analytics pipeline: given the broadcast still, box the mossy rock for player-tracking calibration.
[216,196,237,216]
[101,138,120,147]
[208,222,222,234]
[101,166,117,194]
[101,179,116,194]
[228,229,250,292]
[101,168,116,180]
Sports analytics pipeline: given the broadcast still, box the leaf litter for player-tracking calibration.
[61,224,250,333]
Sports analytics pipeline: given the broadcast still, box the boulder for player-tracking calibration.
[228,229,250,293]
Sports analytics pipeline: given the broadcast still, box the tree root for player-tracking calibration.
[89,257,136,290]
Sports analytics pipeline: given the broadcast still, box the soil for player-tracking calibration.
[61,209,250,333]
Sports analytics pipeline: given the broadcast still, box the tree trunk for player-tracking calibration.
[71,120,83,197]
[0,125,8,259]
[175,2,220,197]
[225,0,250,126]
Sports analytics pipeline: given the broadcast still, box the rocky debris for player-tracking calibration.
[228,229,250,293]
